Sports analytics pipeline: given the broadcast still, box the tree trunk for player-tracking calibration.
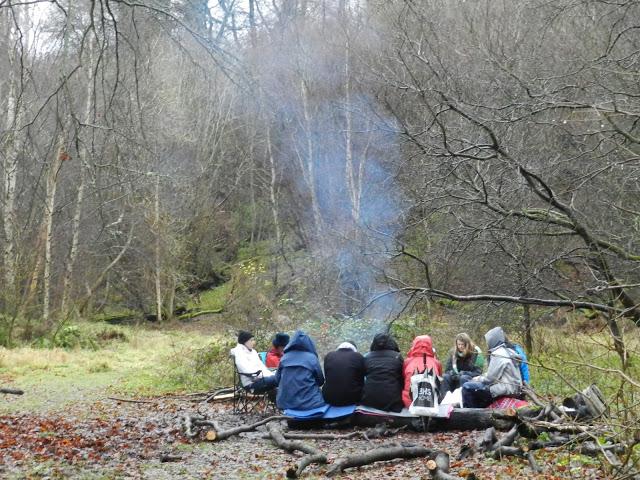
[1,9,23,309]
[60,169,85,320]
[299,79,323,236]
[42,136,65,326]
[154,175,163,323]
[60,36,95,320]
[523,302,532,355]
[267,125,281,286]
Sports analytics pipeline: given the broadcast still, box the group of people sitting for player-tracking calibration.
[229,326,529,413]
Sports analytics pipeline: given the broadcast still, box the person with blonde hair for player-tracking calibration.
[440,333,485,399]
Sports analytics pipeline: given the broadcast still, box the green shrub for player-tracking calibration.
[162,338,235,391]
[32,324,129,350]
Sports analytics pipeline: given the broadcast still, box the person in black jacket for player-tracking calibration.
[361,333,404,412]
[322,341,366,406]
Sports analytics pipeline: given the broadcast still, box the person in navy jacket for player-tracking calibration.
[275,330,326,411]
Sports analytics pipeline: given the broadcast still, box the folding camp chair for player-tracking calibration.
[231,357,277,414]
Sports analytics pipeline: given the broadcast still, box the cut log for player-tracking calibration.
[352,408,516,432]
[326,444,432,477]
[0,388,24,395]
[426,452,464,480]
[562,384,608,420]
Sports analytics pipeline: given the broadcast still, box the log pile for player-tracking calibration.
[181,412,463,478]
[457,385,631,475]
[178,384,629,478]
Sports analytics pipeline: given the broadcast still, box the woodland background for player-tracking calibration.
[1,1,640,477]
[1,0,639,354]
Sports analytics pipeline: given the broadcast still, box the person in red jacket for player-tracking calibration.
[402,335,442,408]
[265,332,289,368]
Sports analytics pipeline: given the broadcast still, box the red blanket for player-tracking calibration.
[489,396,529,409]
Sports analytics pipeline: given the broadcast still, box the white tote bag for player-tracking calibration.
[409,368,441,416]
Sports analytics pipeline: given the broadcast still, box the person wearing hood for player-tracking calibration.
[229,330,277,394]
[266,332,290,368]
[440,333,485,399]
[322,341,366,406]
[401,335,442,408]
[461,327,523,408]
[361,333,404,412]
[275,330,326,411]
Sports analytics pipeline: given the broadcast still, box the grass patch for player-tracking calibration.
[186,283,231,312]
[529,326,640,402]
[0,324,235,412]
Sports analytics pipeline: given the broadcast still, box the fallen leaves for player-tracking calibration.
[0,403,614,479]
[0,414,180,465]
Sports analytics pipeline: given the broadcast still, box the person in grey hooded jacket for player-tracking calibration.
[461,327,523,408]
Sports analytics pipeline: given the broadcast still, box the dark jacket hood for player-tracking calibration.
[284,330,317,356]
[407,335,435,358]
[485,327,507,351]
[370,333,400,352]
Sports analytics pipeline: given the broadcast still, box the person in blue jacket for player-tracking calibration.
[275,330,327,411]
[506,338,530,384]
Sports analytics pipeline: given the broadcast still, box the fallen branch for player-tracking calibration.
[266,423,327,478]
[525,450,542,473]
[261,431,363,441]
[490,446,524,459]
[107,396,157,404]
[363,424,407,440]
[181,414,288,441]
[579,441,627,457]
[529,420,605,436]
[479,427,497,451]
[0,388,24,395]
[523,385,545,408]
[326,444,432,477]
[202,388,235,403]
[490,425,519,451]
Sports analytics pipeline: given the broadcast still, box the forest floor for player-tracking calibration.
[0,391,611,480]
[0,320,627,479]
